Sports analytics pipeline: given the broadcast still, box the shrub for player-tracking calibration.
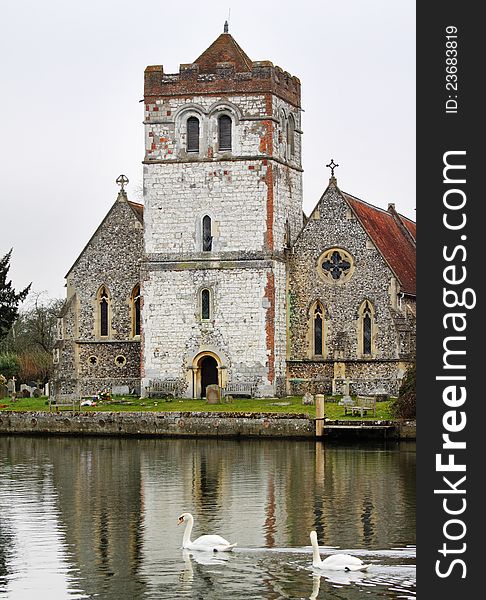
[0,352,20,379]
[392,364,416,419]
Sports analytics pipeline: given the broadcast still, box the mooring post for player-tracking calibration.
[315,394,325,437]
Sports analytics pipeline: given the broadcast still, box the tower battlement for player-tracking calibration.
[144,33,301,107]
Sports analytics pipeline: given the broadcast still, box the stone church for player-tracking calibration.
[52,27,416,401]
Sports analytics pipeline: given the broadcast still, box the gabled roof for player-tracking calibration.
[342,191,416,296]
[65,192,143,278]
[194,32,253,73]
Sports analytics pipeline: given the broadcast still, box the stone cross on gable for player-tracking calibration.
[116,174,129,192]
[326,159,339,178]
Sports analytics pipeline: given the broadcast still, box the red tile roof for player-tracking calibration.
[128,200,144,222]
[398,214,416,241]
[342,192,416,296]
[194,33,253,73]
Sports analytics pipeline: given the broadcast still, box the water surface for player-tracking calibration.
[0,436,415,599]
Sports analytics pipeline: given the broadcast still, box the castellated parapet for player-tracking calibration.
[144,62,301,109]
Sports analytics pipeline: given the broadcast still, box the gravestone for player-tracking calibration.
[302,392,314,405]
[206,384,221,404]
[112,385,130,396]
[0,384,7,399]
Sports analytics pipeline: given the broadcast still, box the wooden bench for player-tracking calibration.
[221,382,257,398]
[345,396,377,417]
[146,379,179,398]
[48,397,81,412]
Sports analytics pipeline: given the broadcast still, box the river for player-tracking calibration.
[0,436,415,599]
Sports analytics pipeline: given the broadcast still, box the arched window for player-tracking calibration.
[363,306,372,355]
[202,215,212,251]
[131,284,141,337]
[98,286,110,337]
[287,114,295,156]
[218,115,232,151]
[358,300,375,357]
[201,289,211,320]
[312,303,324,356]
[187,116,200,152]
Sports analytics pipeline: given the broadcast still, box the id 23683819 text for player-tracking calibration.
[445,25,458,114]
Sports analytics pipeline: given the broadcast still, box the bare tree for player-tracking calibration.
[3,291,63,354]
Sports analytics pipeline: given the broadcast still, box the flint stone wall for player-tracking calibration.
[0,412,415,439]
[288,185,414,395]
[52,196,143,400]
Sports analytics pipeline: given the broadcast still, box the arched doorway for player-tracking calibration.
[200,355,218,398]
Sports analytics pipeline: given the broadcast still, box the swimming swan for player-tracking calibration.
[310,531,371,571]
[178,512,237,552]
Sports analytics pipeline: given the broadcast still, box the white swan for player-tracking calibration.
[310,531,371,571]
[178,512,237,552]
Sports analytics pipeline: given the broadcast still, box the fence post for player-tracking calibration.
[315,394,325,437]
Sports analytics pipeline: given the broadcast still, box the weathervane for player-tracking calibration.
[326,159,339,178]
[116,174,129,192]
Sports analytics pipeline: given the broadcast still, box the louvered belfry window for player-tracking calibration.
[218,115,232,150]
[287,115,295,156]
[187,117,200,152]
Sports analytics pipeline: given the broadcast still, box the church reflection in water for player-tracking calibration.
[0,436,415,599]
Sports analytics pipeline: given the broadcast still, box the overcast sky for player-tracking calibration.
[1,0,415,300]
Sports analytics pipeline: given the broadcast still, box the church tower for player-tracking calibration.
[141,25,303,397]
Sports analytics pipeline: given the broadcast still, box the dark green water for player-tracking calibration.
[0,436,415,599]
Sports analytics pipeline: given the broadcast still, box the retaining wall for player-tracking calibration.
[0,411,415,440]
[0,411,314,438]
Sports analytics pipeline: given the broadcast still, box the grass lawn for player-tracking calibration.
[0,395,396,420]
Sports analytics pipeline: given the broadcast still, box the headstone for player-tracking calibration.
[340,395,354,407]
[302,392,314,405]
[343,378,353,396]
[7,378,16,394]
[33,388,42,398]
[112,385,130,396]
[0,384,7,399]
[206,384,220,404]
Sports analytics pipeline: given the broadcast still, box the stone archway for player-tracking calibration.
[189,351,224,399]
[200,355,218,398]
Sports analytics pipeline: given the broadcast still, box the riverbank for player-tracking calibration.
[0,410,415,439]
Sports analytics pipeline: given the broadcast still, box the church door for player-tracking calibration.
[200,356,218,398]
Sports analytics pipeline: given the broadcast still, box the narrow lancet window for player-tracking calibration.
[202,215,212,251]
[218,115,232,150]
[363,303,372,355]
[132,284,141,337]
[314,304,323,356]
[201,289,210,320]
[99,287,109,337]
